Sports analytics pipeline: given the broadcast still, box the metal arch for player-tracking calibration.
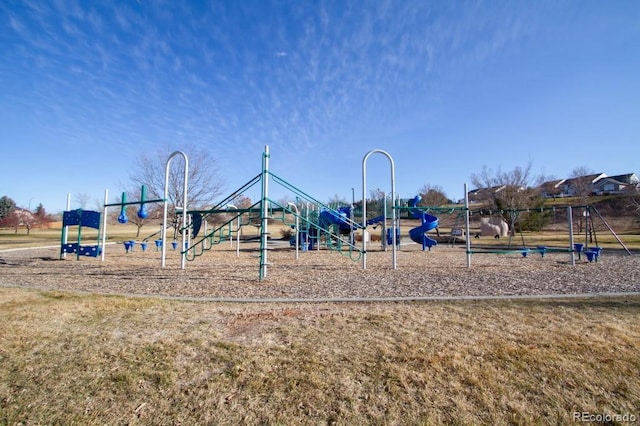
[362,149,397,270]
[162,151,189,269]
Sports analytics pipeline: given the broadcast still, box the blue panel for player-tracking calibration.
[192,213,202,238]
[79,245,100,257]
[62,211,81,227]
[61,243,79,254]
[81,210,101,229]
[62,210,101,228]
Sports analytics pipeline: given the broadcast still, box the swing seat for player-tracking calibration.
[536,246,547,257]
[585,247,602,262]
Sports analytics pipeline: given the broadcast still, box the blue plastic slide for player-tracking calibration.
[366,215,385,227]
[408,195,438,250]
[319,206,353,233]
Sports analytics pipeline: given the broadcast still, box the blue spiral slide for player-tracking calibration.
[408,195,438,250]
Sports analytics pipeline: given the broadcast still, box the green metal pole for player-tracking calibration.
[259,146,270,280]
[76,209,82,261]
[59,219,67,260]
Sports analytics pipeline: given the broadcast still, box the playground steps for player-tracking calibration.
[185,221,235,261]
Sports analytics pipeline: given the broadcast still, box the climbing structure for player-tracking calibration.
[60,209,102,259]
[182,146,364,280]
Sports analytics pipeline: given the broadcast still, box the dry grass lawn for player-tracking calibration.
[1,288,639,425]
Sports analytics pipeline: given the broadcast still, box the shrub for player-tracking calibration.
[280,227,294,240]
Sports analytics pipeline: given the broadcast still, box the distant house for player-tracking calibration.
[467,185,530,204]
[554,173,607,197]
[467,185,506,203]
[592,173,640,195]
[608,173,639,185]
[539,179,566,199]
[539,172,639,198]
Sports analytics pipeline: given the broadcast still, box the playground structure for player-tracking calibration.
[176,146,631,277]
[183,146,366,279]
[182,147,446,278]
[480,216,509,238]
[60,146,632,280]
[461,185,632,265]
[408,195,439,250]
[60,208,102,259]
[60,151,190,268]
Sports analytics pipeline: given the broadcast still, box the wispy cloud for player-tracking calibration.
[0,1,563,191]
[5,0,531,154]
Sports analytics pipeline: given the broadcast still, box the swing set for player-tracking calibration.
[463,193,632,266]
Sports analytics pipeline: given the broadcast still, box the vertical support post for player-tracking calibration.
[76,210,82,261]
[396,194,401,250]
[464,183,471,268]
[260,145,270,280]
[161,151,189,269]
[236,221,241,257]
[316,205,320,250]
[350,188,355,246]
[61,193,71,259]
[382,192,387,251]
[568,206,575,266]
[584,206,589,249]
[288,202,299,260]
[101,189,109,261]
[305,202,310,249]
[362,149,397,270]
[226,204,237,248]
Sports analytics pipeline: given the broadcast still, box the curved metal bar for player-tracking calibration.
[362,149,396,270]
[288,202,300,260]
[162,151,189,269]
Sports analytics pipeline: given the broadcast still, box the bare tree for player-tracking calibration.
[569,166,596,198]
[539,175,561,199]
[471,162,543,208]
[128,144,226,232]
[2,208,35,235]
[230,194,253,209]
[630,197,640,221]
[417,184,450,206]
[327,194,349,205]
[277,195,295,207]
[624,182,640,225]
[73,193,91,209]
[470,162,545,235]
[368,188,386,201]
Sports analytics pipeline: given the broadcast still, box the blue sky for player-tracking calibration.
[1,0,639,213]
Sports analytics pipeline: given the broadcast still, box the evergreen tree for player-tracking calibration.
[0,196,17,220]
